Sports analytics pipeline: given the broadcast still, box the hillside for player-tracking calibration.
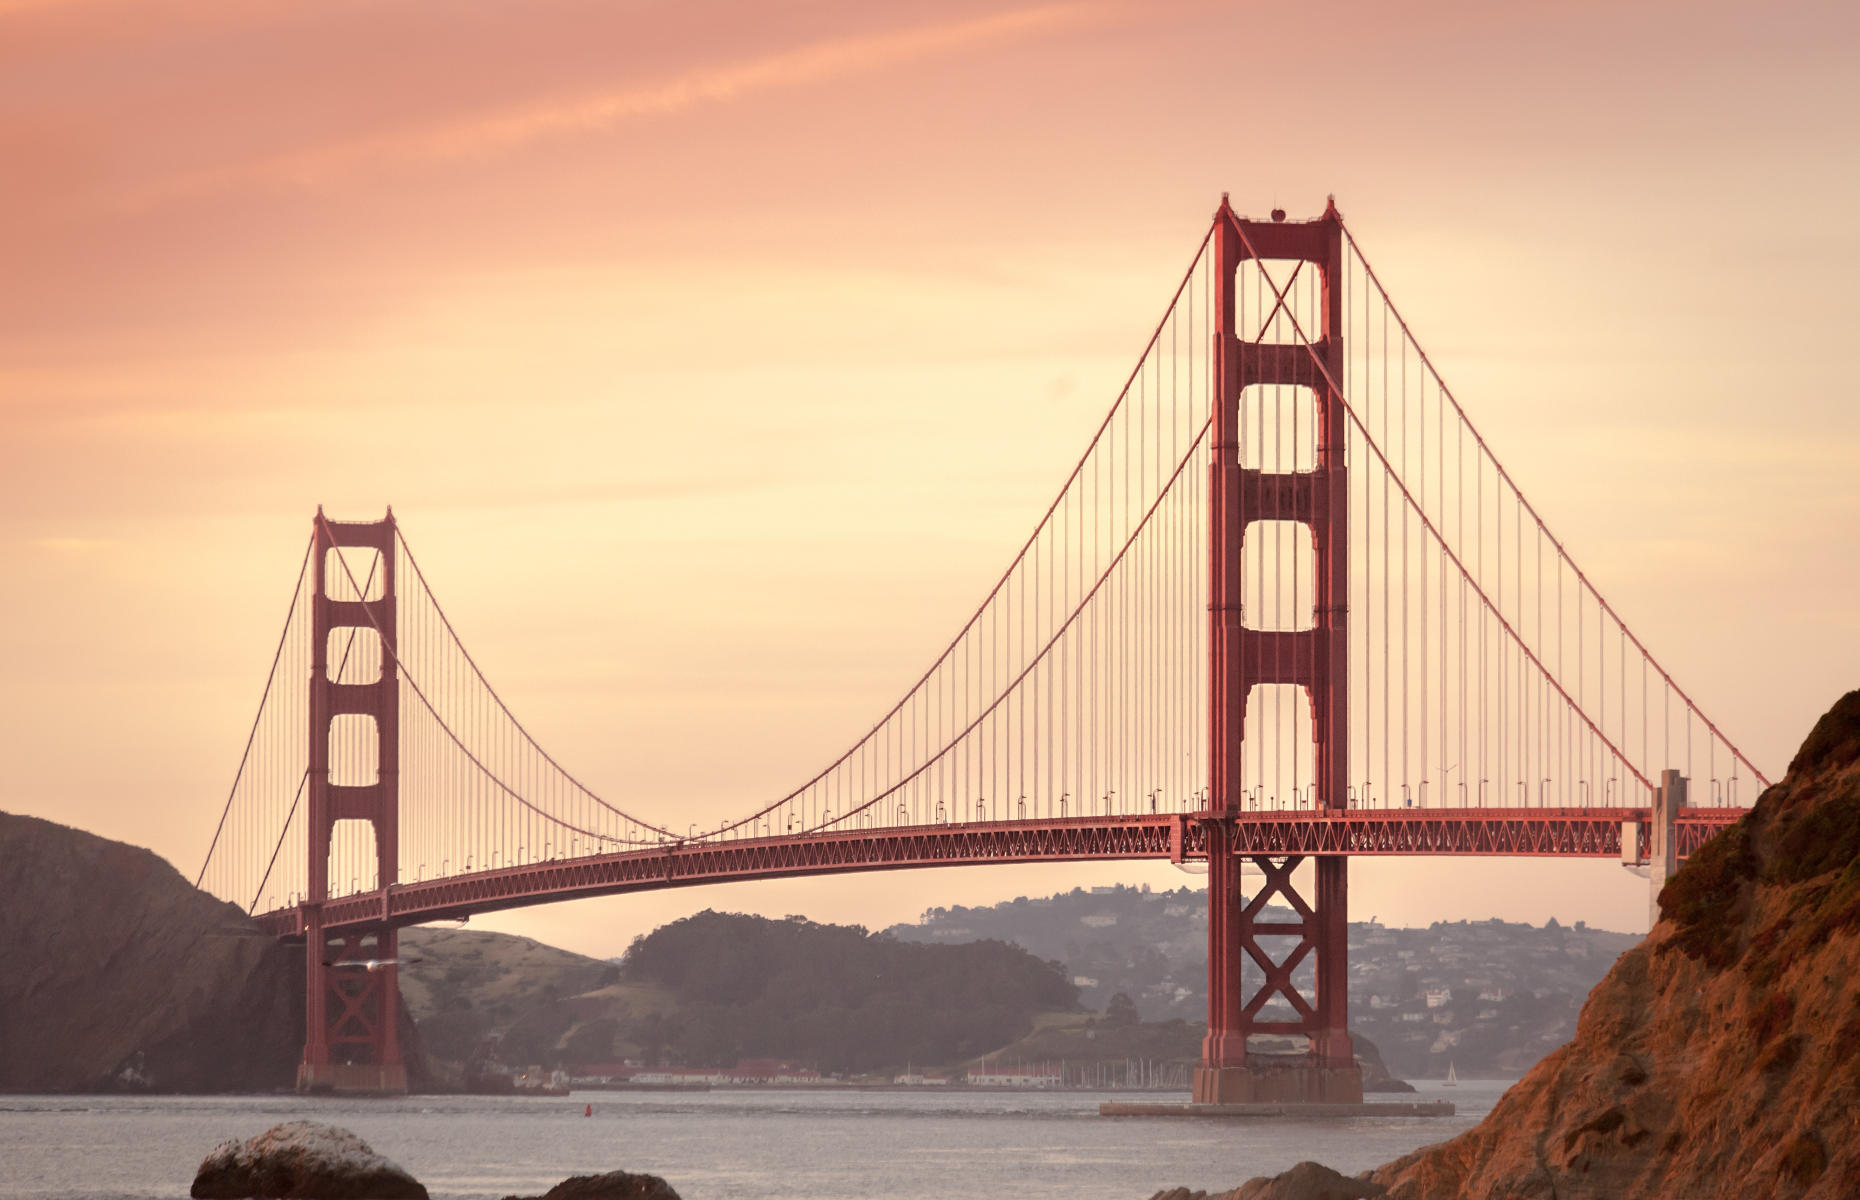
[401,912,1083,1078]
[396,926,623,1074]
[615,911,1081,1073]
[0,812,303,1092]
[1185,690,1860,1199]
[889,883,1638,1078]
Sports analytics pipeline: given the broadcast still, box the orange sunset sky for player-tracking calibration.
[4,0,1858,956]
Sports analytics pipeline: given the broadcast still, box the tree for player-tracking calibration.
[1105,992,1140,1028]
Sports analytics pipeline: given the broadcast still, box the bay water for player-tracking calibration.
[0,1081,1505,1200]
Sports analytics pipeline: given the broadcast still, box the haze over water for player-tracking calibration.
[0,1082,1498,1200]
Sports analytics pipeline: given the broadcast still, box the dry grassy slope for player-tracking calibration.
[395,926,678,1069]
[1361,690,1860,1200]
[397,926,612,1018]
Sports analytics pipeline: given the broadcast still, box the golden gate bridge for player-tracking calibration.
[196,197,1765,1100]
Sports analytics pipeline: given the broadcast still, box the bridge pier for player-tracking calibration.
[1647,769,1684,926]
[1193,842,1361,1105]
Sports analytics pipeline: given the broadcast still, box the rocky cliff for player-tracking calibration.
[1364,691,1860,1198]
[0,812,303,1091]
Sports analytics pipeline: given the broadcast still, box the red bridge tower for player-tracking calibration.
[300,510,407,1093]
[1197,199,1361,1104]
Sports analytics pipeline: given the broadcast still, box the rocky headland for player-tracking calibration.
[0,812,303,1091]
[1159,689,1860,1199]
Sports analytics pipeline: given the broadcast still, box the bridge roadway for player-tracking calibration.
[255,805,1741,939]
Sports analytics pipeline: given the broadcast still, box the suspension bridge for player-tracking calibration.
[197,197,1766,1099]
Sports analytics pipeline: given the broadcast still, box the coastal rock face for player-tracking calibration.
[191,1121,428,1199]
[0,812,303,1092]
[1352,1035,1414,1094]
[1363,691,1860,1198]
[500,1171,681,1200]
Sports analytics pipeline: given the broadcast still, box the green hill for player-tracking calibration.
[614,911,1080,1074]
[397,911,1080,1078]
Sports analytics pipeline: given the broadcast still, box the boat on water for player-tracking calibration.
[1445,1062,1459,1086]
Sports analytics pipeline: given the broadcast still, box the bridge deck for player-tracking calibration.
[254,806,1741,938]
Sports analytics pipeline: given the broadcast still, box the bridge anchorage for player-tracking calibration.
[197,197,1767,1098]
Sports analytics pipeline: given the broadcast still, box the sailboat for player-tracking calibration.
[1444,1062,1459,1087]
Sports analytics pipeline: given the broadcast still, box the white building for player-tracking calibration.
[968,1066,1062,1088]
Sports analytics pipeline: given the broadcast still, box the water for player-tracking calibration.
[0,1082,1508,1200]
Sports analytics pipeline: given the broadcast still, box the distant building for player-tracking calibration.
[731,1058,823,1084]
[630,1067,729,1085]
[968,1065,1062,1087]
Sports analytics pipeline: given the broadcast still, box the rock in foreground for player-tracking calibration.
[1149,1162,1385,1199]
[500,1172,681,1200]
[191,1121,427,1199]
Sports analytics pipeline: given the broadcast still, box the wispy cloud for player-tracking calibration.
[129,3,1111,205]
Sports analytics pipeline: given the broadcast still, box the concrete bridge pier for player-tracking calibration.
[1647,769,1684,926]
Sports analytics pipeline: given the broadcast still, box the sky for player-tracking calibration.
[4,0,1858,958]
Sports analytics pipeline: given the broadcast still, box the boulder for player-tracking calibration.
[1147,1163,1386,1200]
[500,1172,681,1200]
[191,1121,427,1199]
[1224,1163,1387,1199]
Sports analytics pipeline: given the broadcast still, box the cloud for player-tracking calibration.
[126,2,1112,206]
